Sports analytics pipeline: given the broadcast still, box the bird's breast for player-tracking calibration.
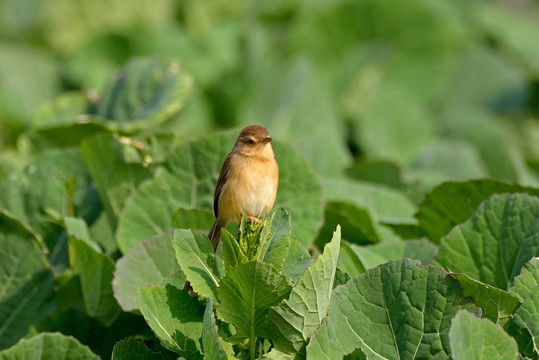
[218,156,278,222]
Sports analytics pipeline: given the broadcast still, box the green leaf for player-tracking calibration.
[509,257,539,302]
[0,333,99,360]
[112,338,165,360]
[70,236,121,326]
[256,208,293,272]
[116,134,323,251]
[202,299,235,360]
[171,208,215,232]
[80,134,151,230]
[268,226,341,355]
[513,286,539,355]
[415,180,539,243]
[173,229,220,298]
[221,229,248,271]
[0,148,96,243]
[96,57,193,132]
[449,272,521,327]
[281,237,314,282]
[435,193,539,290]
[315,202,380,249]
[30,92,91,129]
[216,261,292,340]
[64,216,101,253]
[0,229,55,350]
[337,241,366,277]
[137,284,203,358]
[306,259,479,359]
[113,231,181,312]
[351,239,438,270]
[449,310,518,360]
[345,160,405,191]
[240,60,352,176]
[322,177,416,241]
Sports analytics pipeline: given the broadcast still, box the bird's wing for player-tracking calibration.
[213,153,233,217]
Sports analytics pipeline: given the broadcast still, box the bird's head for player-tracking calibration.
[234,125,274,158]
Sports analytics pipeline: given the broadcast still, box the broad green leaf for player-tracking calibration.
[351,239,438,270]
[70,237,121,326]
[348,84,436,166]
[240,60,352,176]
[476,3,539,76]
[112,338,165,360]
[306,259,479,360]
[30,92,91,129]
[95,57,193,131]
[171,208,215,232]
[30,122,113,149]
[216,261,292,341]
[113,231,181,311]
[338,241,366,277]
[323,178,415,222]
[173,229,220,298]
[0,333,99,360]
[0,230,55,350]
[256,208,293,272]
[415,180,539,243]
[202,299,235,360]
[449,311,518,360]
[80,134,151,230]
[221,229,248,271]
[281,237,313,282]
[513,286,539,354]
[137,284,203,358]
[117,134,323,251]
[268,226,341,355]
[64,216,101,253]
[345,160,405,191]
[435,193,539,290]
[315,202,380,249]
[509,257,539,302]
[0,148,96,243]
[449,272,521,327]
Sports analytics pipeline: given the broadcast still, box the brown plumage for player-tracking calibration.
[208,125,279,251]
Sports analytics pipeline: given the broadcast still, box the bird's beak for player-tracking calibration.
[262,137,272,144]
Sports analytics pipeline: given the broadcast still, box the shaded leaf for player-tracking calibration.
[513,286,539,355]
[137,284,203,358]
[171,208,214,232]
[315,202,379,250]
[0,230,55,350]
[352,239,438,270]
[112,338,165,360]
[201,299,234,360]
[70,236,121,326]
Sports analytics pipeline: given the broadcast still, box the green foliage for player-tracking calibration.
[1,0,539,358]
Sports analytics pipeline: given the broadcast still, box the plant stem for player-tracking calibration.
[250,333,255,360]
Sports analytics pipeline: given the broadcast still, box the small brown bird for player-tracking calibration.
[208,125,279,251]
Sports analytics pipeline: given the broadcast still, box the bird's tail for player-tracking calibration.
[208,218,224,251]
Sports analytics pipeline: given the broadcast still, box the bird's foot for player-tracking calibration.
[247,215,261,224]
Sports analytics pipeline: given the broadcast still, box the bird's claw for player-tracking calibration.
[247,216,261,224]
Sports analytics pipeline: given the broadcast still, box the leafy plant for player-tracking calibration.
[1,0,539,358]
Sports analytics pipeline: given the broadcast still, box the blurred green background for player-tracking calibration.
[1,0,539,193]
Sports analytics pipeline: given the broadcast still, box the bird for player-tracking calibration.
[208,125,279,251]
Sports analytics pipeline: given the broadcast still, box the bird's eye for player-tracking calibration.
[248,139,255,145]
